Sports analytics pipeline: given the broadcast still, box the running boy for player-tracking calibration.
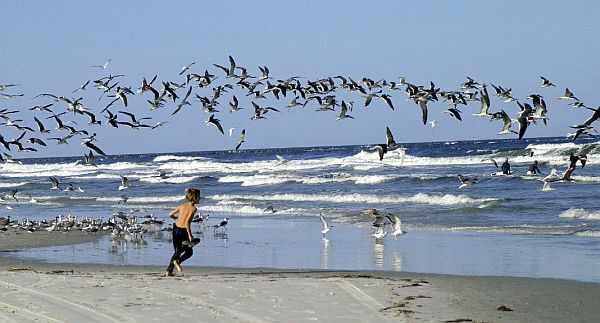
[165,188,200,276]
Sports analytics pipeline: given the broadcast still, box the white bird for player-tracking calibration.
[92,58,111,70]
[275,155,289,166]
[385,213,405,239]
[429,120,437,128]
[228,127,236,137]
[118,176,129,191]
[541,167,560,191]
[319,214,333,236]
[371,225,387,239]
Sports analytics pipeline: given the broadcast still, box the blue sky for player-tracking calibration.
[1,1,599,157]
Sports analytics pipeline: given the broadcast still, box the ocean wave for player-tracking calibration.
[210,192,499,206]
[526,141,600,158]
[153,155,210,162]
[447,224,587,235]
[138,176,200,184]
[570,175,600,183]
[559,208,600,221]
[97,162,151,171]
[575,230,600,237]
[199,204,309,215]
[217,173,395,186]
[0,182,28,188]
[95,195,184,203]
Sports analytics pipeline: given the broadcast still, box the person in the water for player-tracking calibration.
[501,158,512,175]
[527,160,542,175]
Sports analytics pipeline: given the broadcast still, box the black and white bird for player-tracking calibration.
[49,177,61,190]
[118,176,130,191]
[540,76,555,88]
[235,129,246,151]
[212,217,228,230]
[458,175,477,189]
[206,114,224,134]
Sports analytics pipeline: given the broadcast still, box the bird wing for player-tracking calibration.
[319,214,328,229]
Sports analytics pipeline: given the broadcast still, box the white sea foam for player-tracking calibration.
[447,223,588,235]
[559,208,600,221]
[575,230,600,237]
[210,192,499,206]
[570,175,600,183]
[138,176,199,184]
[199,203,309,215]
[0,182,28,188]
[218,173,395,186]
[95,195,184,203]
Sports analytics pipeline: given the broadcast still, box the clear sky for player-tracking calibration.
[1,1,599,158]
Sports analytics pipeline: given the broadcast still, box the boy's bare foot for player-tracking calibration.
[173,260,182,273]
[165,271,174,277]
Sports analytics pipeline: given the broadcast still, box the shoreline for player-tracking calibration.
[1,229,600,322]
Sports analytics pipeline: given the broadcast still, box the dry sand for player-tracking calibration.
[1,229,599,322]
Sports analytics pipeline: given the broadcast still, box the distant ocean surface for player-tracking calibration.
[3,136,600,282]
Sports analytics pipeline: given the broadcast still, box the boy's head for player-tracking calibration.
[184,188,201,203]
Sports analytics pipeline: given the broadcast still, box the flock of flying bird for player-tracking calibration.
[1,56,599,243]
[0,56,599,164]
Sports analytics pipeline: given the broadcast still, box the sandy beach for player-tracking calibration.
[1,230,599,322]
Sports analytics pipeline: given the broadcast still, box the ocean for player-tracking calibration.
[2,136,600,282]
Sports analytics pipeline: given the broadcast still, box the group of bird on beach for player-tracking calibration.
[1,56,599,244]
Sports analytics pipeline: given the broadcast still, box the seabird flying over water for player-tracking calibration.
[206,114,224,134]
[385,212,405,239]
[444,108,462,121]
[371,225,387,239]
[49,177,61,190]
[482,158,498,168]
[490,110,515,135]
[275,155,289,166]
[319,214,333,236]
[235,129,246,151]
[473,85,491,117]
[118,176,130,191]
[457,175,477,189]
[83,141,107,156]
[373,144,388,161]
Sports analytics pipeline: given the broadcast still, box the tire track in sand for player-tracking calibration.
[131,285,268,323]
[330,278,394,321]
[0,279,130,323]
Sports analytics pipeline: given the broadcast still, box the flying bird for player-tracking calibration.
[82,141,107,156]
[319,214,333,236]
[235,129,246,151]
[385,212,405,239]
[205,114,224,134]
[118,176,129,191]
[458,175,477,188]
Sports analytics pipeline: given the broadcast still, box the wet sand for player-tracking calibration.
[1,229,599,322]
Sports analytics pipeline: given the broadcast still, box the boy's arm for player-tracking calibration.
[168,206,180,219]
